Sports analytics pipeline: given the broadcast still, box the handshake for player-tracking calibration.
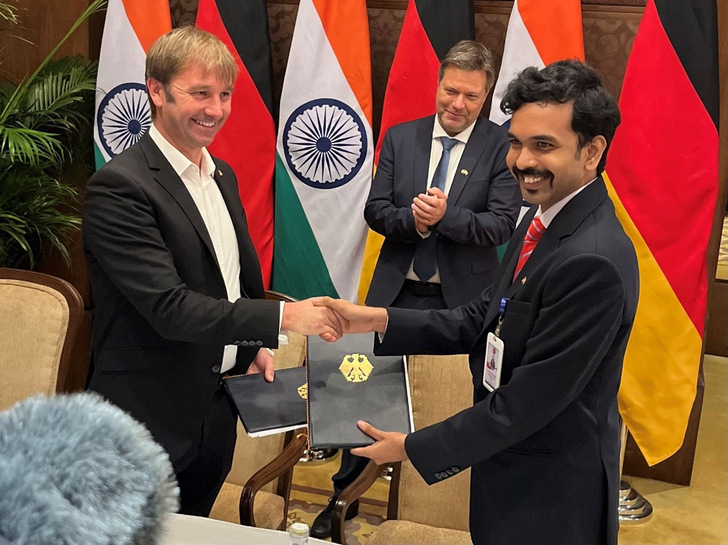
[280,296,388,342]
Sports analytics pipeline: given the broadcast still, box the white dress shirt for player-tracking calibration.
[536,178,596,228]
[149,125,242,372]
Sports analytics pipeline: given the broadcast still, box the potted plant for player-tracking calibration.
[0,0,105,268]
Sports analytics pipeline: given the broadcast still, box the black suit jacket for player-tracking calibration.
[82,134,280,468]
[364,116,521,308]
[377,178,639,545]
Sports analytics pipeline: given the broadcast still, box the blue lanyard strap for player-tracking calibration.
[494,297,508,337]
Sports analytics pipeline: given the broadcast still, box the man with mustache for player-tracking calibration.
[83,26,341,517]
[310,40,521,539]
[320,60,639,545]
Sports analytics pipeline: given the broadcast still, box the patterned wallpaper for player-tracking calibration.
[169,0,643,139]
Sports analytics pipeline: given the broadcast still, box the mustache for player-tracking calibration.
[512,167,553,179]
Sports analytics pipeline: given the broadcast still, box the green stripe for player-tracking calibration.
[93,142,106,171]
[272,154,339,299]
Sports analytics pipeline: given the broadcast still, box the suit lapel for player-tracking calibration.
[413,118,434,196]
[448,118,487,205]
[140,135,220,269]
[483,206,536,326]
[213,163,265,299]
[511,177,609,289]
[480,178,609,338]
[213,163,246,244]
[139,136,265,303]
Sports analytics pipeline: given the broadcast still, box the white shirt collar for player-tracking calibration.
[148,124,216,180]
[537,177,598,228]
[432,115,477,145]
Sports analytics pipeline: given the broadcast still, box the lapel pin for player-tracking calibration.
[217,169,223,176]
[460,169,469,176]
[521,276,527,284]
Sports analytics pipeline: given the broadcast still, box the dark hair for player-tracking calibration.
[500,60,620,173]
[439,40,496,94]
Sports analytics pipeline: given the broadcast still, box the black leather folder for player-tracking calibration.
[223,367,307,437]
[307,334,413,448]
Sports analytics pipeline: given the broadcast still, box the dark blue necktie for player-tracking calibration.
[413,137,458,282]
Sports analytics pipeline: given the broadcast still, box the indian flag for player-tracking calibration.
[94,0,171,169]
[488,0,584,230]
[489,0,584,126]
[272,0,373,302]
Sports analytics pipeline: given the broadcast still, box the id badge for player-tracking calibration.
[483,332,504,392]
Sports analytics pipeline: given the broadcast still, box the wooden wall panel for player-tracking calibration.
[0,0,90,83]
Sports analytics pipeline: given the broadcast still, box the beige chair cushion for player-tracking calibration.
[397,355,473,531]
[226,421,287,493]
[367,520,472,545]
[271,331,306,370]
[0,280,69,411]
[210,483,285,530]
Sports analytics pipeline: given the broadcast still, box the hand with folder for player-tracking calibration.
[312,297,409,466]
[350,421,408,465]
[244,347,275,381]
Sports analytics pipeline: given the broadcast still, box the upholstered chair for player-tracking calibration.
[0,268,83,411]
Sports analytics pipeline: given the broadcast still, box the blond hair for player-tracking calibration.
[145,26,238,117]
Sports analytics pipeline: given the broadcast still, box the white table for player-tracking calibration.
[159,513,330,545]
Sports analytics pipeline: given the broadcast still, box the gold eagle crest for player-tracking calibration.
[339,353,373,383]
[297,383,308,400]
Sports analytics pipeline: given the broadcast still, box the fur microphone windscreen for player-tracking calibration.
[0,393,179,545]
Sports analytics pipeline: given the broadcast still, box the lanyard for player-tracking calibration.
[494,297,507,337]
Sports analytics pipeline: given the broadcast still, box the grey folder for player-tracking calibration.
[306,334,413,448]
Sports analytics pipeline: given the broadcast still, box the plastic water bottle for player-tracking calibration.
[289,522,310,545]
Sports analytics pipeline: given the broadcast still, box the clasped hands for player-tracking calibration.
[281,296,389,342]
[412,187,447,234]
[247,296,367,381]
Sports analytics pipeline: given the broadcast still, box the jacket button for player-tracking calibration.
[241,340,250,347]
[255,340,263,346]
[211,364,221,373]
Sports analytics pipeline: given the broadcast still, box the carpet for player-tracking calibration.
[287,485,386,544]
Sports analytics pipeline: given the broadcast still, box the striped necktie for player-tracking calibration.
[513,216,545,281]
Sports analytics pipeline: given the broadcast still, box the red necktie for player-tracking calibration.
[513,216,545,281]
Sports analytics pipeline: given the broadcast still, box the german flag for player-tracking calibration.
[357,0,474,302]
[196,0,275,287]
[604,0,719,465]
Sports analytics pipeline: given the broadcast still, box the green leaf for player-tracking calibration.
[0,0,104,269]
[0,125,64,166]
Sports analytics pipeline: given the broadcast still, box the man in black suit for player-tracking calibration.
[320,60,638,545]
[83,27,341,517]
[311,41,521,539]
[364,40,521,311]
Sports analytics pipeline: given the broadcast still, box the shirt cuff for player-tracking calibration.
[377,313,390,342]
[278,301,288,345]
